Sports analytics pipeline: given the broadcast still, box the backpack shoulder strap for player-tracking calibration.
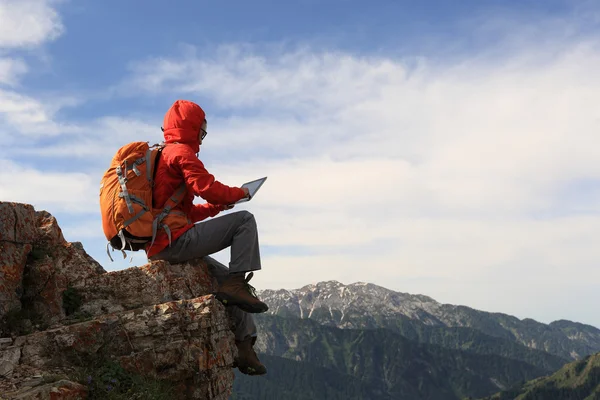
[145,142,188,252]
[148,183,187,252]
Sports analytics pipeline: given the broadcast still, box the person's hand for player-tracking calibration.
[242,187,250,198]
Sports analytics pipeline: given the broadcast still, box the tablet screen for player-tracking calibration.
[243,177,267,198]
[234,177,267,204]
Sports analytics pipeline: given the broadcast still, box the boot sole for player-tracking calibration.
[214,292,269,313]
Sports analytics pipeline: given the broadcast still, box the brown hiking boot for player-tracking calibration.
[215,272,269,313]
[235,336,267,376]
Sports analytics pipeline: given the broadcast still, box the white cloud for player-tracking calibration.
[153,41,600,218]
[6,116,161,158]
[0,0,69,141]
[0,89,83,140]
[118,38,600,327]
[0,58,27,85]
[0,0,64,49]
[0,0,71,142]
[128,47,407,113]
[0,159,99,214]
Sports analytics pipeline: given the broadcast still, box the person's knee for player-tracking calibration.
[235,210,254,222]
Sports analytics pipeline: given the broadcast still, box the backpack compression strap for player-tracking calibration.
[107,148,161,261]
[148,182,187,252]
[115,156,149,216]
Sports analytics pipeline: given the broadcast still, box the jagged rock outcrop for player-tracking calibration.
[0,202,236,399]
[0,203,37,318]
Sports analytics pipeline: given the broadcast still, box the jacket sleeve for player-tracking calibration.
[190,203,225,223]
[172,145,246,204]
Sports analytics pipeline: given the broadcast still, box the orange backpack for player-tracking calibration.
[99,141,186,260]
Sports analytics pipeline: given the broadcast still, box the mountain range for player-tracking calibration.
[232,280,600,399]
[259,281,600,361]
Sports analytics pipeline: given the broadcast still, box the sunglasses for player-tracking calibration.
[200,120,208,140]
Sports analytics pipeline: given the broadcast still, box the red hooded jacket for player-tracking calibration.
[146,100,246,257]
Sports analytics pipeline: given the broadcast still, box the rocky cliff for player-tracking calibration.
[0,202,236,399]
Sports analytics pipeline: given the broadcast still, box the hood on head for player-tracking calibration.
[162,100,206,153]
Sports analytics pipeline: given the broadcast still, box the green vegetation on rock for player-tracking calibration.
[75,360,175,400]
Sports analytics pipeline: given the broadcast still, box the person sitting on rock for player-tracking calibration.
[147,99,268,376]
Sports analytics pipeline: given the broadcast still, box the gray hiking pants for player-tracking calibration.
[149,210,260,341]
[154,210,262,273]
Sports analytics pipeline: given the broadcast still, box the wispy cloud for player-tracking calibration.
[0,159,98,213]
[8,116,159,158]
[127,46,405,113]
[0,0,69,143]
[0,0,64,49]
[117,29,600,325]
[0,58,27,86]
[125,39,600,217]
[0,89,84,140]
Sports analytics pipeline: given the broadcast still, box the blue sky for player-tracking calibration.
[2,0,600,329]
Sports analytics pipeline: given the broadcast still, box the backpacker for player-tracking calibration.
[99,141,186,260]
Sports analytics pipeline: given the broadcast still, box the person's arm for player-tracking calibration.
[190,191,249,222]
[172,145,246,204]
[190,203,225,223]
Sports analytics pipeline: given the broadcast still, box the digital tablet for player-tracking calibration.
[233,176,267,204]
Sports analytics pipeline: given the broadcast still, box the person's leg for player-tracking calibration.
[152,211,261,273]
[235,336,267,376]
[204,257,266,376]
[151,211,268,313]
[203,256,257,340]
